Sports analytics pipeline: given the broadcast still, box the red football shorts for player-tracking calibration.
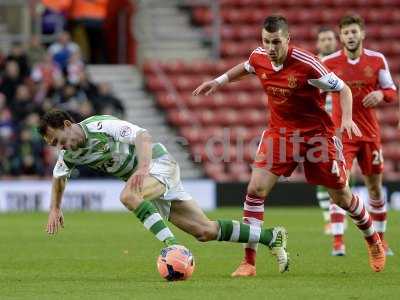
[342,139,383,175]
[253,130,347,189]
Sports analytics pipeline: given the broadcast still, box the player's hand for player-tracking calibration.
[362,90,384,108]
[340,119,362,139]
[192,80,220,96]
[46,208,64,235]
[128,167,149,193]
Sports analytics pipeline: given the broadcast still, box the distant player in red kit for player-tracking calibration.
[323,15,397,257]
[193,15,386,276]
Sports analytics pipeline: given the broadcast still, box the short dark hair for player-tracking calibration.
[317,26,335,35]
[339,15,365,30]
[263,15,289,35]
[38,109,75,136]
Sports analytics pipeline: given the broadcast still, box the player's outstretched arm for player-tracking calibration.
[127,131,152,193]
[339,83,362,139]
[47,177,67,235]
[192,62,250,96]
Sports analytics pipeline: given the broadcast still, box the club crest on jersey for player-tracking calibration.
[287,75,297,88]
[363,65,374,78]
[120,126,132,137]
[261,73,268,80]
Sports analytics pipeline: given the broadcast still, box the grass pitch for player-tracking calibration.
[0,208,399,300]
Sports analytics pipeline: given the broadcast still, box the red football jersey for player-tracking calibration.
[323,48,397,142]
[245,46,344,136]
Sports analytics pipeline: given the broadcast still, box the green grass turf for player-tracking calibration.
[0,208,399,300]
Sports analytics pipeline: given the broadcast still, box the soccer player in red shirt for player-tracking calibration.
[315,26,340,236]
[193,15,386,276]
[322,15,397,257]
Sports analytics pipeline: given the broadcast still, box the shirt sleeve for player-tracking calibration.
[378,56,396,90]
[244,47,263,74]
[244,60,255,74]
[53,150,73,178]
[377,55,397,103]
[308,72,344,92]
[86,119,147,144]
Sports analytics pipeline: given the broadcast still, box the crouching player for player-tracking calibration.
[39,109,289,274]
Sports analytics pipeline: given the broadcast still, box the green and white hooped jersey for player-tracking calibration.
[53,115,168,181]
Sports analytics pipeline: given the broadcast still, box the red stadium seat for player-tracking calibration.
[157,93,178,109]
[193,7,212,25]
[168,110,197,126]
[239,109,266,126]
[180,126,205,144]
[203,162,225,179]
[381,126,400,143]
[146,75,165,92]
[198,109,217,125]
[212,93,232,108]
[384,143,400,161]
[377,108,399,126]
[215,109,240,126]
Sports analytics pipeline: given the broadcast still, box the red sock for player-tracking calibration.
[334,234,343,245]
[369,198,387,240]
[244,248,256,266]
[346,195,379,245]
[243,194,264,266]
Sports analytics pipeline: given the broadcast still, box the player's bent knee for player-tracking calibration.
[247,184,267,198]
[367,186,381,200]
[193,221,218,242]
[329,187,352,208]
[120,189,142,210]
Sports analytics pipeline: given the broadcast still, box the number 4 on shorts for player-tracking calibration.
[331,160,340,177]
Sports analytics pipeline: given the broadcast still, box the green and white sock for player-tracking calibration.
[217,220,273,246]
[134,201,177,246]
[316,186,330,223]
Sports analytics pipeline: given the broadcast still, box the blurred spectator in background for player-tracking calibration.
[10,85,40,123]
[67,52,85,84]
[0,93,14,141]
[6,43,30,78]
[26,35,47,68]
[69,0,108,63]
[0,61,24,102]
[0,93,14,176]
[31,53,63,88]
[75,71,98,101]
[95,82,125,117]
[0,50,5,67]
[48,31,80,73]
[40,0,70,35]
[9,126,45,177]
[31,52,63,102]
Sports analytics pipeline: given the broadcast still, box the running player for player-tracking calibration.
[315,26,339,235]
[193,15,386,276]
[322,15,396,257]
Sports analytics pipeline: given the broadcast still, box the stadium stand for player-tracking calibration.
[143,0,400,182]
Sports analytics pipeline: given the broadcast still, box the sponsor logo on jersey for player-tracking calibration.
[119,126,132,137]
[363,65,374,78]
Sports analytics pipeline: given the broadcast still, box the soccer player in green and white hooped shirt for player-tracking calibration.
[39,109,289,274]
